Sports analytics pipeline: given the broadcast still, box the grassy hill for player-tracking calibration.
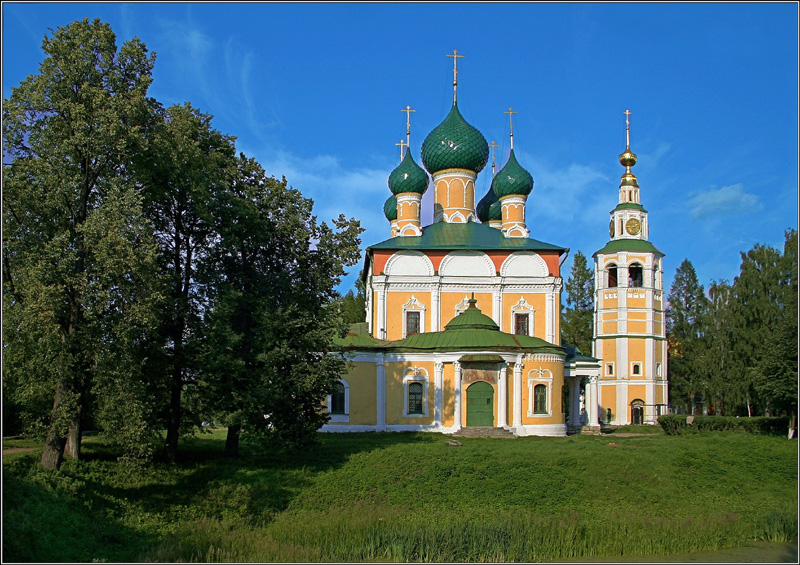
[3,429,797,562]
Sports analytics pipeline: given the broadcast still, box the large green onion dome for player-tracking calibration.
[421,103,489,174]
[388,150,429,195]
[383,194,398,221]
[476,187,498,222]
[491,149,533,198]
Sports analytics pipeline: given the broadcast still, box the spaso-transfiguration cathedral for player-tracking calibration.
[325,53,668,436]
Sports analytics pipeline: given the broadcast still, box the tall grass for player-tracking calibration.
[3,430,797,562]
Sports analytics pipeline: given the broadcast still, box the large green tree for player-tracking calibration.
[665,259,710,414]
[2,18,162,469]
[136,102,238,462]
[561,250,594,355]
[198,159,363,457]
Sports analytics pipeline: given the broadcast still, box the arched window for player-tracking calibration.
[534,384,548,414]
[631,399,645,425]
[629,263,643,287]
[408,382,423,415]
[331,382,346,414]
[607,263,618,288]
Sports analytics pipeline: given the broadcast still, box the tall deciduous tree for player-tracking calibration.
[561,251,594,355]
[666,259,709,414]
[2,18,162,469]
[137,102,238,462]
[198,159,363,457]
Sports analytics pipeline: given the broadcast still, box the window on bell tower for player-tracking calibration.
[608,264,618,288]
[629,263,643,287]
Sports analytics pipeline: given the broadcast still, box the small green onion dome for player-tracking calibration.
[388,150,429,195]
[383,194,397,221]
[491,149,533,198]
[488,199,502,221]
[421,103,489,174]
[476,187,498,222]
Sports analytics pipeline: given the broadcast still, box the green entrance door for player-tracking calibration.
[466,381,494,426]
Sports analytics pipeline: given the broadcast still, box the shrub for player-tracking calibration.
[658,414,790,436]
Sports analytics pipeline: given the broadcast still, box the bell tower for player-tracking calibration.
[592,110,668,425]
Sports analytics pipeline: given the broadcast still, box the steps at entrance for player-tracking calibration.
[452,426,517,439]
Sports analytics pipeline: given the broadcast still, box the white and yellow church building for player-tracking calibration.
[324,55,668,436]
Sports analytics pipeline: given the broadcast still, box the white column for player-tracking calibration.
[493,290,502,327]
[431,285,441,332]
[434,362,444,427]
[588,376,600,426]
[453,361,463,429]
[546,291,555,343]
[513,355,524,428]
[498,363,508,427]
[377,285,388,340]
[376,353,386,430]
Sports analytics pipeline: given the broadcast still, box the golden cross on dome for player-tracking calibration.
[446,50,464,103]
[488,141,500,176]
[401,105,415,149]
[504,107,518,149]
[395,138,408,159]
[624,109,632,147]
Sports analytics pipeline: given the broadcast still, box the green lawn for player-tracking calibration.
[3,430,797,562]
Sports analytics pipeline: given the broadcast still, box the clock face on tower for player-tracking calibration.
[626,218,642,235]
[609,219,615,237]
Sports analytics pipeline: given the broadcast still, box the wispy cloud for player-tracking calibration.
[688,184,763,219]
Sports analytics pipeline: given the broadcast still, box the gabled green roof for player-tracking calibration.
[368,221,567,253]
[333,323,384,349]
[593,238,664,257]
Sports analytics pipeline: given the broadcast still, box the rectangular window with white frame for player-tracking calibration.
[402,371,429,417]
[606,363,614,377]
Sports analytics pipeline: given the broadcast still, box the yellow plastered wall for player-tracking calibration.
[343,362,377,425]
[385,291,432,341]
[384,361,435,426]
[442,364,454,427]
[628,338,647,378]
[626,294,647,308]
[601,385,617,421]
[656,384,665,405]
[602,311,618,335]
[600,339,617,378]
[440,292,493,328]
[520,361,564,426]
[502,293,547,337]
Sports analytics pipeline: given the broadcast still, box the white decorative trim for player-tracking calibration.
[402,295,427,338]
[512,424,567,437]
[455,294,471,316]
[439,251,495,278]
[527,368,553,417]
[398,223,422,236]
[523,353,565,363]
[509,297,535,336]
[327,379,350,423]
[384,250,434,277]
[447,211,467,223]
[504,224,530,238]
[500,252,548,278]
[402,368,429,417]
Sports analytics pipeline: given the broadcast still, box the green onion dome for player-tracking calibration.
[488,199,502,221]
[476,187,498,222]
[383,194,397,221]
[491,149,533,198]
[388,150,429,195]
[421,103,489,174]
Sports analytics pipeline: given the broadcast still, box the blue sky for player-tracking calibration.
[3,2,798,296]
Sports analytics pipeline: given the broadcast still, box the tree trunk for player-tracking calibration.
[41,382,69,470]
[164,367,183,463]
[788,413,796,440]
[65,408,82,459]
[225,423,242,458]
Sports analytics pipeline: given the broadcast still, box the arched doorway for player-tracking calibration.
[631,399,645,425]
[466,381,494,426]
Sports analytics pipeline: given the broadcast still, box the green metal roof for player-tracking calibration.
[444,298,499,331]
[459,354,506,363]
[388,150,429,195]
[421,102,489,174]
[368,221,567,253]
[491,149,533,198]
[593,238,664,257]
[333,323,385,349]
[612,202,647,212]
[475,186,498,222]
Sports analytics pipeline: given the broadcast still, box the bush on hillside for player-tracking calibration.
[658,414,790,436]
